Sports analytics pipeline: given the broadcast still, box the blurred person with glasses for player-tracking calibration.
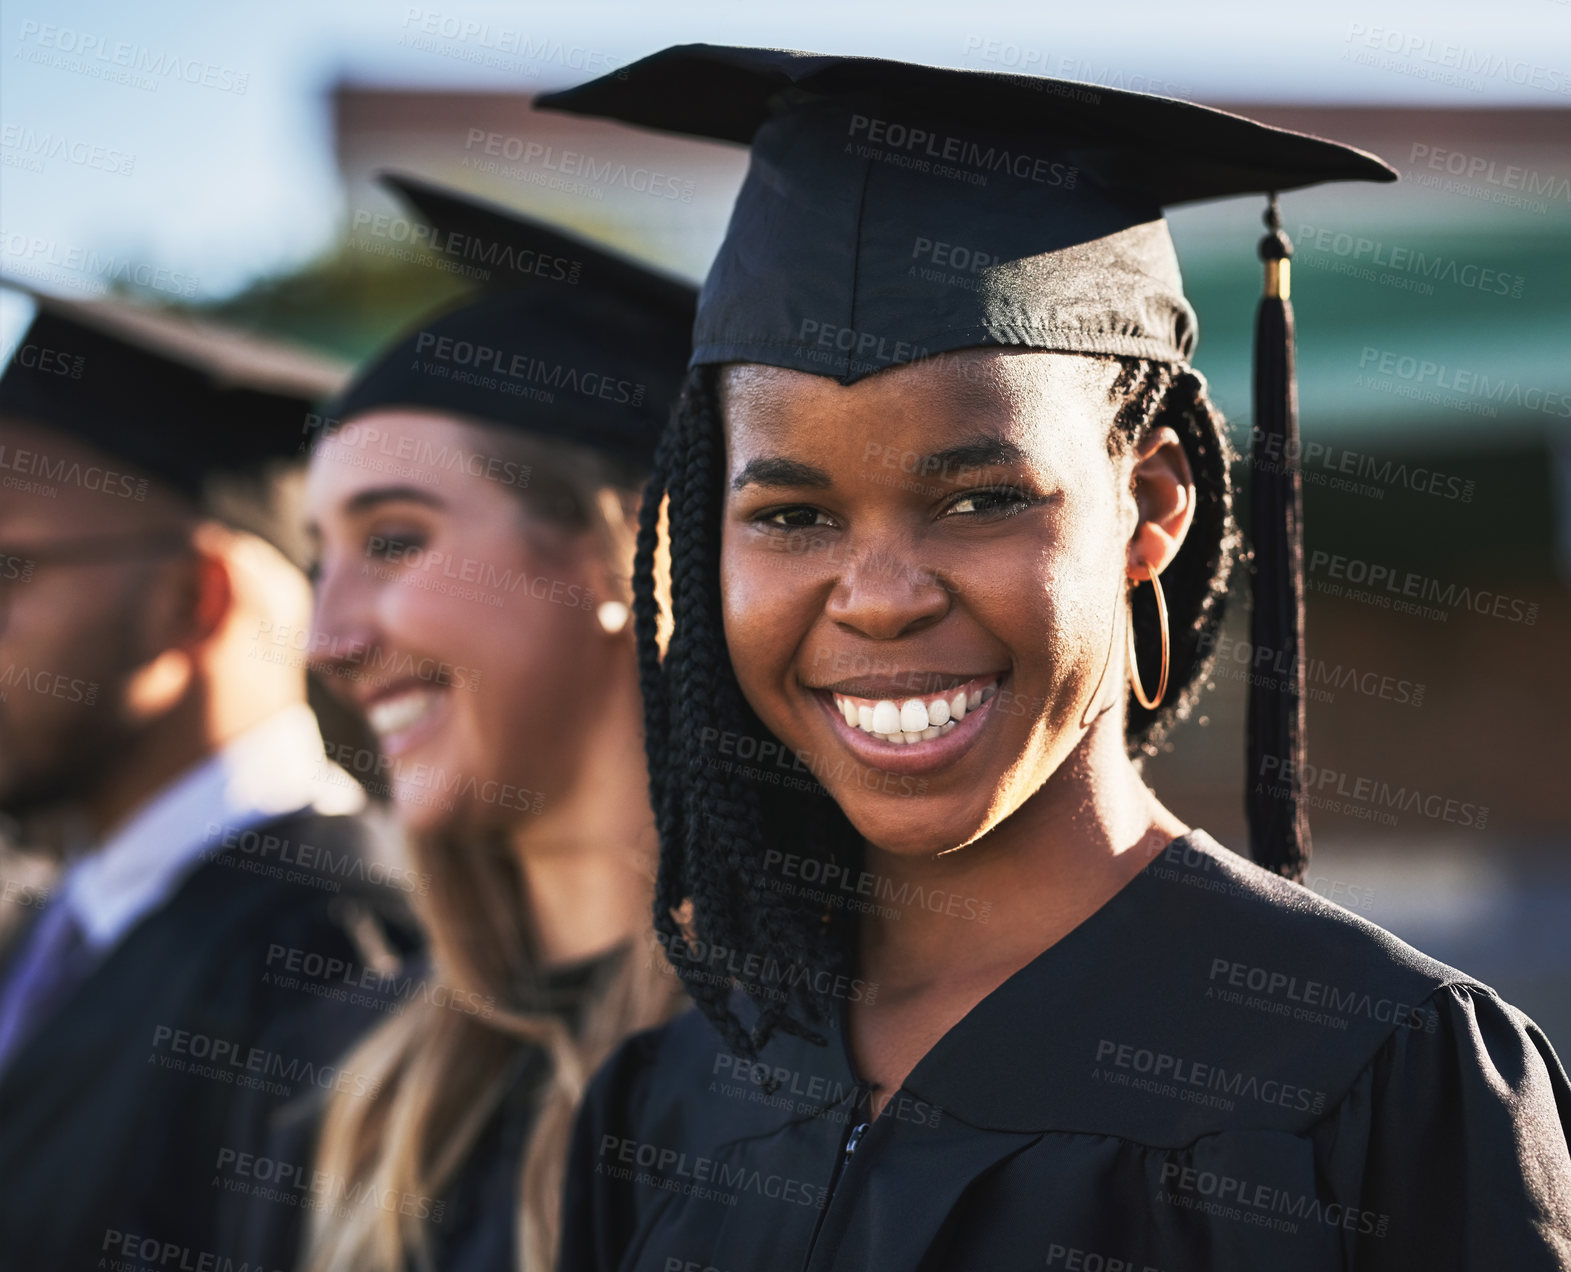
[0,285,414,1270]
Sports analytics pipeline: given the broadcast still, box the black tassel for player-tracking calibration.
[1247,195,1311,881]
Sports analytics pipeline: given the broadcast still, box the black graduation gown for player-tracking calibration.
[218,949,620,1272]
[559,830,1571,1272]
[0,809,416,1272]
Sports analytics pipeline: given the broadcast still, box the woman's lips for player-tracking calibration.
[811,673,1003,778]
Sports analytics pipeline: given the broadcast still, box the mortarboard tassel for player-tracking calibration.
[1247,195,1311,881]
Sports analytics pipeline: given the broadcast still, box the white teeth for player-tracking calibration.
[832,678,999,741]
[367,690,435,736]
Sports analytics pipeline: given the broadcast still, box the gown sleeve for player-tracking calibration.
[1345,981,1571,1269]
[557,1025,664,1272]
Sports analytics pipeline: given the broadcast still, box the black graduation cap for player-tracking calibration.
[328,173,698,471]
[0,282,347,501]
[538,44,1402,881]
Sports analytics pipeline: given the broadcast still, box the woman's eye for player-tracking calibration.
[366,531,427,559]
[756,506,833,530]
[945,486,1036,518]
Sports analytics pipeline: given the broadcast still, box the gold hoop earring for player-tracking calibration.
[1126,565,1169,711]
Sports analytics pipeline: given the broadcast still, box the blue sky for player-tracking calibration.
[3,0,1568,298]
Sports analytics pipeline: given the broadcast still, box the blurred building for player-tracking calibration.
[331,83,749,281]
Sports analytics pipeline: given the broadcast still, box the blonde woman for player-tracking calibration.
[220,176,692,1271]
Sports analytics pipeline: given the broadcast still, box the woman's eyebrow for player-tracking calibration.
[342,485,447,515]
[923,435,1027,472]
[731,456,833,492]
[730,436,1025,493]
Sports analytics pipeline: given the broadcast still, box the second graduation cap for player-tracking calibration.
[0,283,347,500]
[329,174,697,472]
[538,44,1401,880]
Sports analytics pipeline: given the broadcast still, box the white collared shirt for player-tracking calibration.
[60,704,366,953]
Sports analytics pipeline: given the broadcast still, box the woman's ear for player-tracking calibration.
[1127,425,1195,578]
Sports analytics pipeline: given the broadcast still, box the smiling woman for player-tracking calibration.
[214,175,696,1272]
[540,44,1571,1272]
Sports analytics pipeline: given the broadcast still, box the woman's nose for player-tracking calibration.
[822,536,952,641]
[307,554,382,686]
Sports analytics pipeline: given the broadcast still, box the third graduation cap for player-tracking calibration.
[331,174,697,471]
[539,44,1400,879]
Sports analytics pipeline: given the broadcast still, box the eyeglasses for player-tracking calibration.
[0,529,194,628]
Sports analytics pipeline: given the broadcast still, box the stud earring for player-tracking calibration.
[597,600,630,635]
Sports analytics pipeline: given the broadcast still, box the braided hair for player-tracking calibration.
[1108,360,1241,757]
[633,356,1239,1060]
